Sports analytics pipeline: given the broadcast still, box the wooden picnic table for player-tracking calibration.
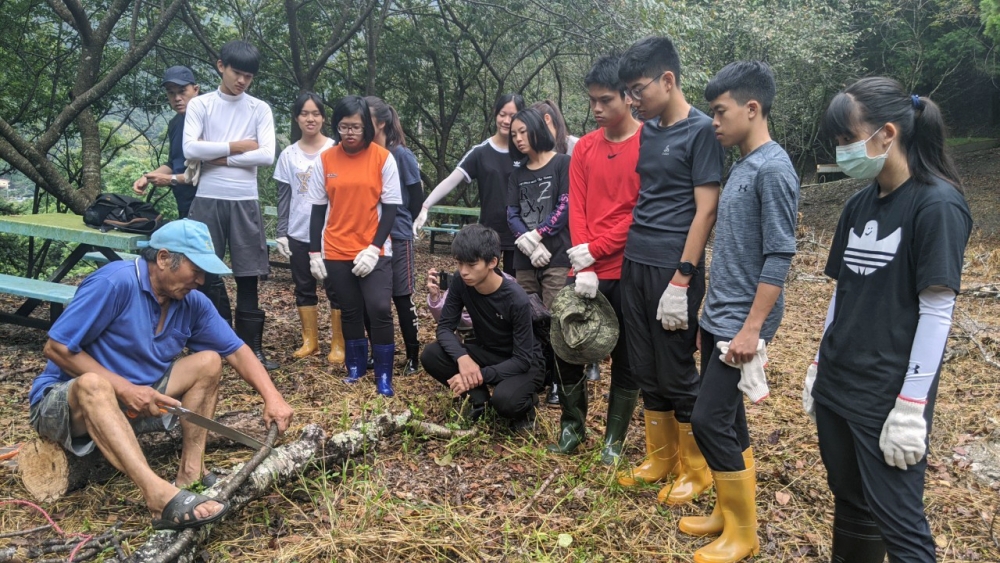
[424,205,479,254]
[0,213,148,329]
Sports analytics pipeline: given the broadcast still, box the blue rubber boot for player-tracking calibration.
[344,339,368,384]
[373,343,395,397]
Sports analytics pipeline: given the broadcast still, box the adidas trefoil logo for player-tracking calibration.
[844,220,901,276]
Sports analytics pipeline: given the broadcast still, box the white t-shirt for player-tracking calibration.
[183,89,276,200]
[274,139,335,241]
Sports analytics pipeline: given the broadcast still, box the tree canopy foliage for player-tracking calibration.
[0,0,997,213]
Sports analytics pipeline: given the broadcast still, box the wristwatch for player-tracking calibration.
[170,174,178,186]
[678,261,698,276]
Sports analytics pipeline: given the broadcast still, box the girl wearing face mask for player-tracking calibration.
[803,77,971,562]
[412,93,526,275]
[273,93,339,364]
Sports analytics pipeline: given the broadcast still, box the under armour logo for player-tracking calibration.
[737,185,749,192]
[910,363,921,375]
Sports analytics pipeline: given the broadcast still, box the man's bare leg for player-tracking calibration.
[163,351,223,487]
[68,372,223,521]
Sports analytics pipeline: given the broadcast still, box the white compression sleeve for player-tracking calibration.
[815,291,837,363]
[899,286,956,402]
[421,168,467,209]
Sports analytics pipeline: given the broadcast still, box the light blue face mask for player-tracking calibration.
[836,126,892,179]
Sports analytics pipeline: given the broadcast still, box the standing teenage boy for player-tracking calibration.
[420,224,544,431]
[184,40,278,369]
[133,66,199,218]
[615,36,725,507]
[680,61,799,563]
[547,53,643,463]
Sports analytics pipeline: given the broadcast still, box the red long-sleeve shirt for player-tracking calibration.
[568,125,642,279]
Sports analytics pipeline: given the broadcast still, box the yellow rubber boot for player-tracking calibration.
[327,308,346,364]
[658,422,713,505]
[679,448,754,536]
[692,465,760,563]
[293,306,319,358]
[617,410,679,487]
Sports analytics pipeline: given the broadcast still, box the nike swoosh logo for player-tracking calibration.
[607,153,619,159]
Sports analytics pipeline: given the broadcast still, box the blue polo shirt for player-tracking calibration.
[29,259,243,406]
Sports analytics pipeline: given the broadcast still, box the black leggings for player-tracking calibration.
[325,258,393,344]
[364,294,418,349]
[234,275,258,312]
[554,278,636,390]
[288,237,338,308]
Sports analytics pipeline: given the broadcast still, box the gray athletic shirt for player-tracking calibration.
[701,141,799,341]
[624,107,724,267]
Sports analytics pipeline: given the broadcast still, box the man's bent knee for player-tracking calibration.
[71,372,117,406]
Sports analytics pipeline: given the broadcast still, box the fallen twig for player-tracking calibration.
[0,523,51,539]
[407,420,477,439]
[515,468,561,517]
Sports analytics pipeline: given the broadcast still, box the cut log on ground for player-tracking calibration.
[124,410,413,563]
[17,411,268,502]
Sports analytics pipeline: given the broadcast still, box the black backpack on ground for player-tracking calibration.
[83,193,163,234]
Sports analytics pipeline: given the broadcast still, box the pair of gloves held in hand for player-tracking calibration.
[803,362,928,470]
[307,245,381,280]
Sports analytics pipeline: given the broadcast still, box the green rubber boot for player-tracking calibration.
[546,379,588,454]
[600,386,640,465]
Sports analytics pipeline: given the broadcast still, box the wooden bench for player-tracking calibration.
[0,273,76,329]
[83,251,141,265]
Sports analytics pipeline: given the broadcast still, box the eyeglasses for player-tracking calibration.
[628,71,666,101]
[337,124,364,135]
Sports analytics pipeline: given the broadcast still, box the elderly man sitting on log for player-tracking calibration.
[27,219,293,531]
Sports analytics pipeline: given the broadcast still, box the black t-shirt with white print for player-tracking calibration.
[814,175,972,427]
[505,154,572,271]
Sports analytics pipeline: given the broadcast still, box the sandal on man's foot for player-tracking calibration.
[152,489,230,530]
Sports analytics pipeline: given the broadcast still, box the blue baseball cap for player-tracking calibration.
[137,219,231,275]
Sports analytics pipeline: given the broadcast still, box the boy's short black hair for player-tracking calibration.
[219,40,261,75]
[618,36,681,87]
[704,61,776,117]
[508,108,556,161]
[452,224,501,266]
[331,95,376,148]
[585,53,626,97]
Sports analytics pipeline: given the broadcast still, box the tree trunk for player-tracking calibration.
[17,411,268,502]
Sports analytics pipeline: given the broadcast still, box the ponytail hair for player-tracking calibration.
[363,95,406,150]
[530,100,569,155]
[821,76,962,192]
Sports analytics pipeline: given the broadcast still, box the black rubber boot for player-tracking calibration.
[831,505,888,563]
[546,382,560,405]
[199,277,232,326]
[234,309,279,370]
[546,379,588,454]
[600,386,640,465]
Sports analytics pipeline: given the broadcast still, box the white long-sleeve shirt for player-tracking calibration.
[183,89,275,200]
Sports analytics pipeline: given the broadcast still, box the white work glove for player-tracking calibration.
[412,208,429,237]
[351,245,381,277]
[529,244,551,268]
[574,271,599,299]
[275,236,291,259]
[567,243,596,271]
[879,396,928,470]
[656,283,688,331]
[309,252,327,280]
[803,361,818,422]
[515,229,543,256]
[716,340,769,403]
[183,159,201,186]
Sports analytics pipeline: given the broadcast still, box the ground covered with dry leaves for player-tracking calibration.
[2,149,1000,562]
